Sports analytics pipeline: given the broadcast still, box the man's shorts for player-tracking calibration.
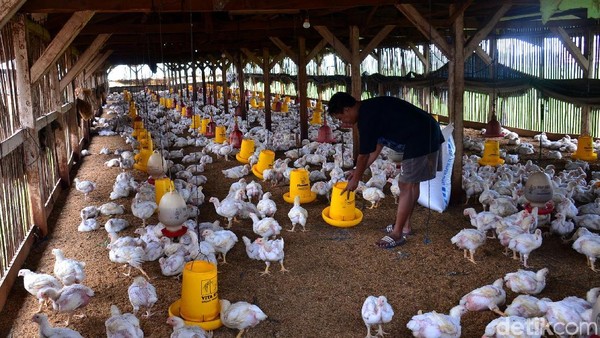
[397,150,442,183]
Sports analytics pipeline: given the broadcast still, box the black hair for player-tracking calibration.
[327,92,356,115]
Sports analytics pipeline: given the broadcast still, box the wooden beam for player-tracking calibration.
[306,38,327,62]
[449,5,465,205]
[13,14,47,234]
[550,26,589,72]
[241,48,263,69]
[448,0,473,25]
[21,0,399,13]
[270,37,298,64]
[407,42,428,73]
[60,34,110,90]
[359,24,395,61]
[0,0,26,30]
[463,4,511,57]
[313,25,352,63]
[269,51,286,69]
[0,129,24,160]
[350,25,361,160]
[29,11,94,84]
[475,45,492,65]
[84,50,113,81]
[395,4,452,59]
[298,36,308,141]
[263,47,272,131]
[0,228,35,312]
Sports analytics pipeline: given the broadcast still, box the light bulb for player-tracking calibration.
[303,18,310,29]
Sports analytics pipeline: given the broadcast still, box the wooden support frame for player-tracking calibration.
[298,36,308,141]
[270,37,298,64]
[359,25,395,61]
[550,26,589,72]
[0,0,26,30]
[262,47,272,131]
[60,34,111,90]
[29,11,94,84]
[395,4,452,59]
[463,4,511,57]
[313,25,352,63]
[84,50,113,81]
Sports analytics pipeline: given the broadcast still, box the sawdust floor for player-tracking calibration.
[1,125,598,338]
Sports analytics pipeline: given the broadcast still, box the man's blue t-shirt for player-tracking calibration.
[357,96,444,160]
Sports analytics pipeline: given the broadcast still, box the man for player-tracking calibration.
[327,92,444,248]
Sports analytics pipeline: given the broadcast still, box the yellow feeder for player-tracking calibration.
[283,169,316,203]
[214,126,227,144]
[236,138,255,163]
[258,92,265,100]
[190,115,201,129]
[310,111,322,125]
[572,135,598,161]
[322,182,363,227]
[252,149,275,180]
[284,96,291,104]
[155,177,175,205]
[169,261,222,331]
[314,100,324,113]
[281,102,289,113]
[249,98,258,108]
[160,97,166,106]
[200,118,210,135]
[478,140,505,166]
[181,106,187,116]
[133,148,152,173]
[258,100,265,109]
[139,134,154,151]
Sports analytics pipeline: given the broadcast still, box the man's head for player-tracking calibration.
[327,92,356,117]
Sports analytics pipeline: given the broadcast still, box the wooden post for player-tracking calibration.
[298,36,308,141]
[263,47,272,131]
[50,67,70,188]
[449,5,465,205]
[12,15,48,234]
[350,26,361,161]
[201,64,207,105]
[236,53,247,121]
[192,62,198,103]
[221,57,229,115]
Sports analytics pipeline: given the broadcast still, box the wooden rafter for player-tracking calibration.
[395,4,452,59]
[0,0,26,30]
[313,25,351,63]
[463,4,511,57]
[29,11,95,84]
[84,50,113,81]
[59,34,111,90]
[270,37,298,64]
[407,42,428,73]
[359,24,395,61]
[306,39,327,62]
[269,51,286,69]
[550,26,589,72]
[241,48,263,69]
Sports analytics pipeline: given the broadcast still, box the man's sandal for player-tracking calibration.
[384,224,414,236]
[375,235,407,249]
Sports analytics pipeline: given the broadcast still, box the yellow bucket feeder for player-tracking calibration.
[168,261,222,331]
[572,135,598,161]
[283,169,316,204]
[281,102,289,113]
[478,140,505,166]
[310,111,322,125]
[249,98,258,109]
[190,115,201,129]
[322,182,363,227]
[252,149,275,180]
[214,126,227,144]
[200,118,210,135]
[133,148,152,173]
[155,177,175,205]
[236,138,255,163]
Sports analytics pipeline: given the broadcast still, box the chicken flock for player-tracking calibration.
[18,89,600,337]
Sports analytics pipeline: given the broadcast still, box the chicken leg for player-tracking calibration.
[235,328,246,338]
[468,249,477,264]
[376,324,389,336]
[279,261,289,273]
[365,324,377,338]
[287,224,297,232]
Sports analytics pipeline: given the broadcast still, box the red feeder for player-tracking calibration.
[317,118,335,143]
[483,107,504,138]
[205,116,216,138]
[275,101,282,112]
[229,119,243,148]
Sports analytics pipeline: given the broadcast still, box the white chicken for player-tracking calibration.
[361,295,394,338]
[131,197,157,227]
[311,180,332,201]
[108,243,150,279]
[497,225,527,257]
[217,141,234,161]
[463,208,502,238]
[387,177,401,204]
[242,236,288,275]
[52,248,85,286]
[220,299,268,338]
[508,229,543,268]
[209,195,243,228]
[74,178,96,200]
[504,295,550,318]
[549,212,574,238]
[202,229,238,264]
[99,202,125,215]
[287,195,308,232]
[503,268,549,295]
[105,304,144,338]
[249,212,282,239]
[256,192,277,218]
[578,197,600,215]
[572,233,600,271]
[459,278,506,316]
[159,251,186,277]
[245,180,263,202]
[450,229,486,264]
[359,186,385,209]
[489,196,518,217]
[38,284,95,326]
[572,214,600,231]
[104,218,130,233]
[167,316,211,338]
[32,313,83,338]
[406,305,467,338]
[18,269,62,312]
[128,276,158,318]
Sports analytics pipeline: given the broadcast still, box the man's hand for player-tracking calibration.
[341,178,359,198]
